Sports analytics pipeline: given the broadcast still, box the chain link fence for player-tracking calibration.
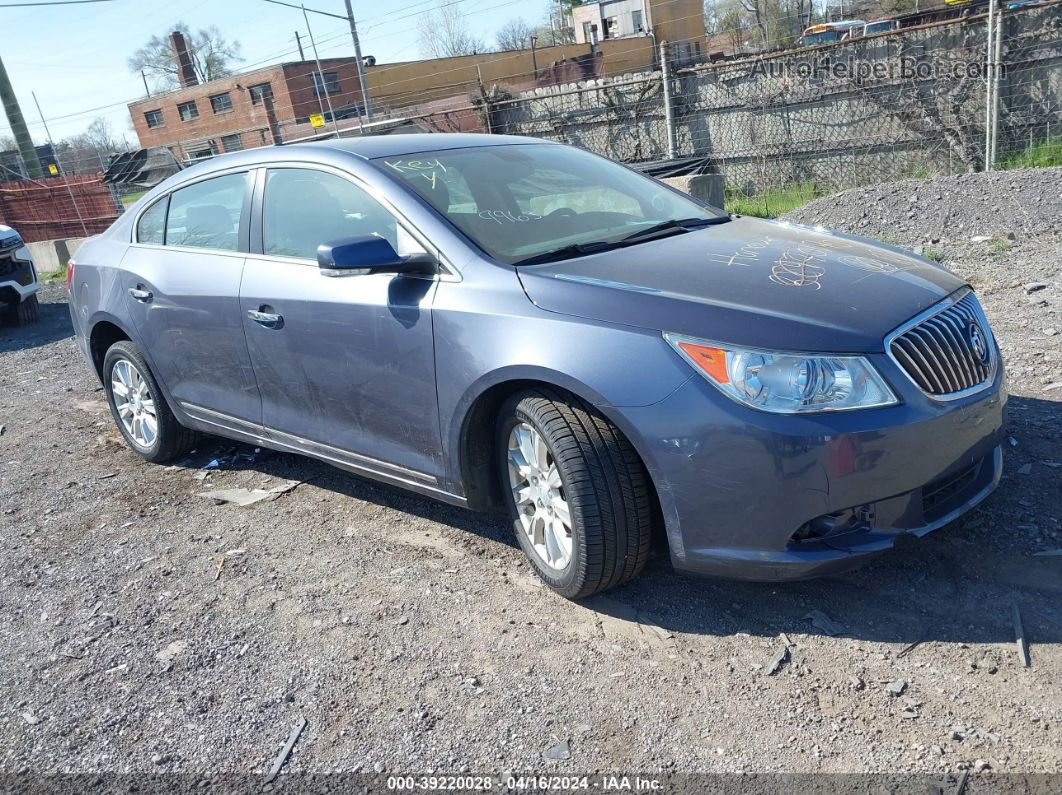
[491,3,1062,215]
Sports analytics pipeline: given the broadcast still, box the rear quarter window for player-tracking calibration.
[136,198,167,245]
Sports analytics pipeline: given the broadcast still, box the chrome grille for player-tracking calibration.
[888,290,994,398]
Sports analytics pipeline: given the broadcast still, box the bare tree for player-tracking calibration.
[417,3,488,58]
[128,22,242,90]
[535,1,576,45]
[496,18,534,51]
[56,117,132,175]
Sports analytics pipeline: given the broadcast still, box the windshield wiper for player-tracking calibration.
[619,215,732,243]
[511,215,732,266]
[512,241,617,266]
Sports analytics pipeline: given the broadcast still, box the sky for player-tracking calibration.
[0,0,552,145]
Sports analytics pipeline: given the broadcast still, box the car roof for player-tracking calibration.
[297,133,554,159]
[167,133,557,185]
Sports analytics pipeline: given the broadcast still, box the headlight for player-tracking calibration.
[664,333,898,414]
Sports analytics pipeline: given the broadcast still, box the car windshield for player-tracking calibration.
[372,144,723,265]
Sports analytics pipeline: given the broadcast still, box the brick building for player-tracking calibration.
[129,56,368,161]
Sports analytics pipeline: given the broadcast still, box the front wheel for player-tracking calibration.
[497,389,653,599]
[103,341,198,463]
[7,294,38,325]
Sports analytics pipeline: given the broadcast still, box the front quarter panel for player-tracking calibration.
[432,259,692,496]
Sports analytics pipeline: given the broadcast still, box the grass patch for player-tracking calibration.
[120,190,146,208]
[922,248,944,262]
[725,181,822,218]
[44,264,68,283]
[999,138,1062,170]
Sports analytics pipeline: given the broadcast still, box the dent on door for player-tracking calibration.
[239,258,443,479]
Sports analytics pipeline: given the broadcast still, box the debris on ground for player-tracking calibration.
[543,739,572,761]
[196,480,303,507]
[885,679,908,696]
[265,716,307,784]
[1012,604,1031,668]
[766,646,790,675]
[803,610,846,636]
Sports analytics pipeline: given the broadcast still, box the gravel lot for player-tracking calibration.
[1,168,1060,788]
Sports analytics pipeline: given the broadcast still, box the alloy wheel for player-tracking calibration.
[507,421,573,571]
[110,359,158,449]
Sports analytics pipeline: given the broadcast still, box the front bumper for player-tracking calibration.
[620,355,1007,581]
[0,246,38,309]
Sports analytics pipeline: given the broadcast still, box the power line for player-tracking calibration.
[0,0,116,6]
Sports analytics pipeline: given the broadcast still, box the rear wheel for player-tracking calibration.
[497,389,652,599]
[103,341,198,463]
[8,294,38,325]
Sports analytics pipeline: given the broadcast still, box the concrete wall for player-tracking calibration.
[28,237,84,275]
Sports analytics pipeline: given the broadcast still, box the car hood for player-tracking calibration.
[516,216,967,353]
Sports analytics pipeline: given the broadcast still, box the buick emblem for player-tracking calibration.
[967,322,990,364]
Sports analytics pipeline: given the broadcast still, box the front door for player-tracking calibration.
[121,171,261,424]
[239,166,442,480]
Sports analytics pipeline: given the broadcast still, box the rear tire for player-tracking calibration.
[497,389,652,599]
[9,294,38,325]
[103,340,198,463]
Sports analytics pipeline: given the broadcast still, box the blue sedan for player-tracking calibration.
[67,134,1006,598]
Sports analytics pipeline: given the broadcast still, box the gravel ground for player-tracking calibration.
[2,168,1061,788]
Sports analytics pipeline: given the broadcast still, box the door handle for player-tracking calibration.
[128,287,153,302]
[247,308,282,327]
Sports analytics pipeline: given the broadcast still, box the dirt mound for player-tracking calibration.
[784,167,1062,248]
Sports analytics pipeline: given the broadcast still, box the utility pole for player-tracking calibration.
[301,4,340,137]
[295,30,305,60]
[0,51,42,178]
[343,0,372,121]
[141,70,151,97]
[530,35,538,77]
[263,0,373,130]
[32,91,88,235]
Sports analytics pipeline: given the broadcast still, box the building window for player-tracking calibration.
[249,82,273,105]
[178,101,199,122]
[144,109,164,128]
[632,9,643,31]
[210,93,233,114]
[582,21,593,41]
[604,17,618,38]
[220,133,244,152]
[312,72,340,96]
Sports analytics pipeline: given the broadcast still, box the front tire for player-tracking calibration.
[497,389,653,599]
[103,341,198,463]
[8,294,38,325]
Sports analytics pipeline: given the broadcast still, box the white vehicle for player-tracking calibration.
[799,20,867,46]
[0,224,39,325]
[863,18,899,35]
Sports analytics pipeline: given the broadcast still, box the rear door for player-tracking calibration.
[239,165,443,481]
[121,170,261,424]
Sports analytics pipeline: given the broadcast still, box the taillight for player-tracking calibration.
[66,260,75,290]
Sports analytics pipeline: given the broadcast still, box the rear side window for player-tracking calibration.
[165,173,247,251]
[136,198,167,245]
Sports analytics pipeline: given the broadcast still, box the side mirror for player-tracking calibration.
[317,235,437,277]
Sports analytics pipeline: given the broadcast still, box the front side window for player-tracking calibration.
[165,173,246,251]
[263,168,414,260]
[210,93,233,113]
[144,109,164,128]
[178,101,199,121]
[374,144,721,264]
[136,197,167,245]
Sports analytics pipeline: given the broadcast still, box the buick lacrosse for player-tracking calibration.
[68,135,1005,598]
